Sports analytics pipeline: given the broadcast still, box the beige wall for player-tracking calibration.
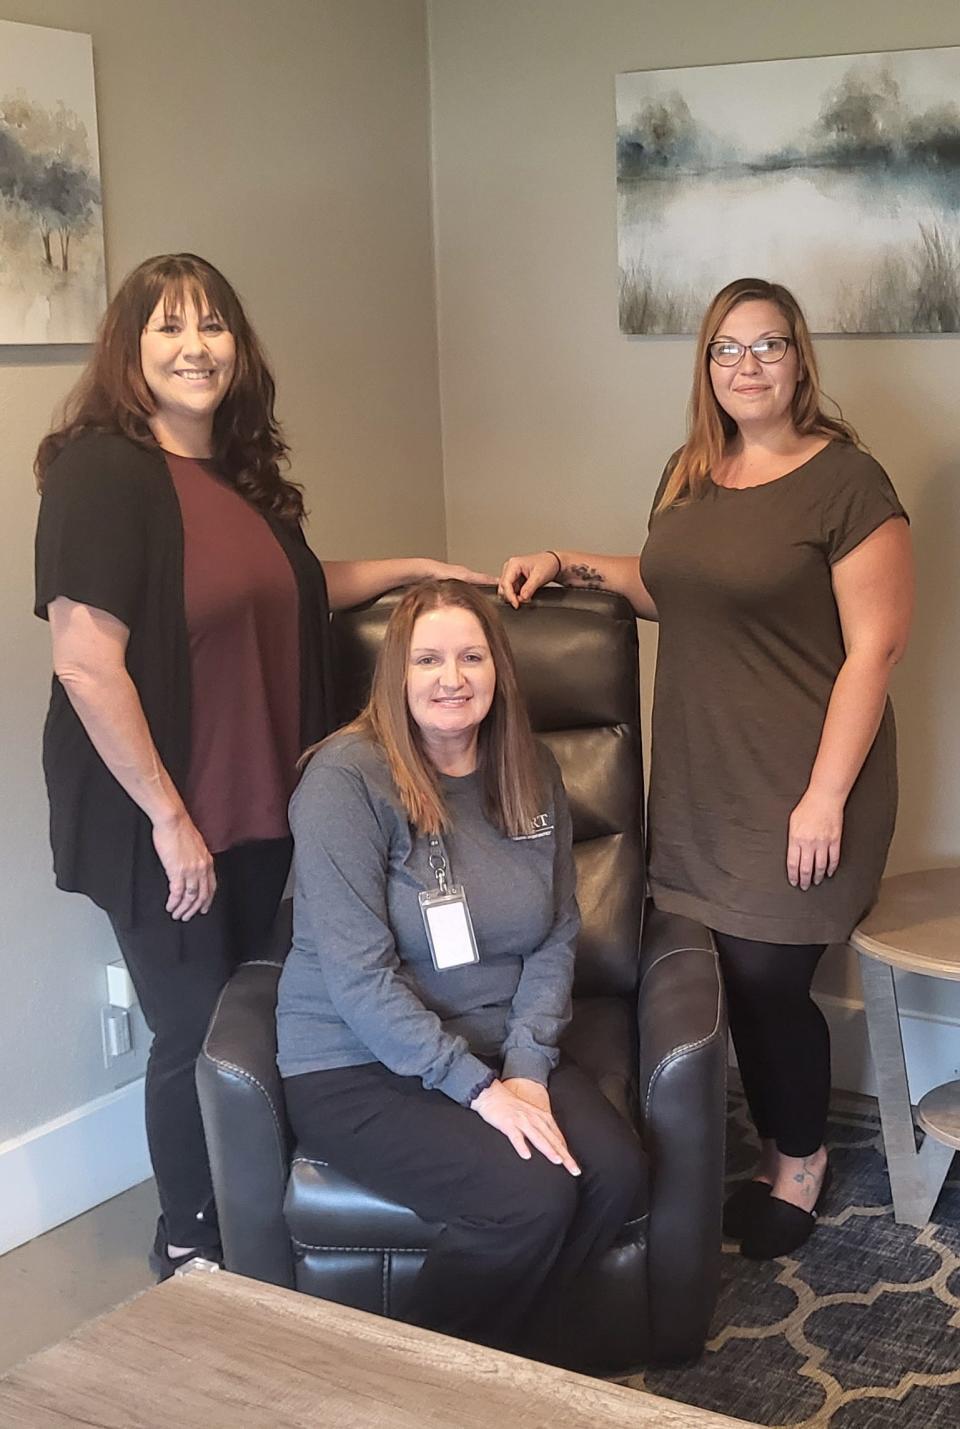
[429,0,960,1015]
[0,0,445,1140]
[6,0,960,1148]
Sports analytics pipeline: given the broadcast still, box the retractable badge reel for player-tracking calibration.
[419,834,480,971]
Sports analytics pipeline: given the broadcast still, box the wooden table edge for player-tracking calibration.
[0,1270,757,1428]
[850,929,960,981]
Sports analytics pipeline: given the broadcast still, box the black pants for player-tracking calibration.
[283,1059,646,1351]
[713,931,829,1158]
[110,838,292,1249]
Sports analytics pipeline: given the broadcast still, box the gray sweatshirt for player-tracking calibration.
[276,731,579,1105]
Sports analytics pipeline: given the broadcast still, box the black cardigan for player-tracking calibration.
[34,432,336,924]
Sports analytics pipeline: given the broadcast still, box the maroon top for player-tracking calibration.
[165,452,301,853]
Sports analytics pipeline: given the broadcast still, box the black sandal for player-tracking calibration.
[722,1179,772,1240]
[740,1163,832,1260]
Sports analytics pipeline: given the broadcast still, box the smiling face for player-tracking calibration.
[708,298,802,436]
[406,606,496,756]
[139,291,237,446]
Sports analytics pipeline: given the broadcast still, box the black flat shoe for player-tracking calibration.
[740,1163,832,1261]
[722,1179,772,1240]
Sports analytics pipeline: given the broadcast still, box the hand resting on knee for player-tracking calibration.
[471,1079,581,1175]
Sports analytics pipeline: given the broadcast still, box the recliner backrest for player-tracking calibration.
[330,586,644,999]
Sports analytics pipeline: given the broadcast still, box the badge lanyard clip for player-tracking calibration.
[428,835,450,895]
[419,832,480,971]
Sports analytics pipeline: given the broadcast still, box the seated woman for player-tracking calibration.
[277,578,645,1354]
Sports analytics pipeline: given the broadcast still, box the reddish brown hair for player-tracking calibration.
[657,277,859,513]
[308,580,545,836]
[35,253,304,522]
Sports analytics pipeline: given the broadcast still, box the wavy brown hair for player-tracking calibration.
[656,277,859,513]
[307,580,545,836]
[35,253,304,523]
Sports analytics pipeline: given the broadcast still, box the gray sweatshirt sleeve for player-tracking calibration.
[291,762,494,1105]
[500,772,579,1084]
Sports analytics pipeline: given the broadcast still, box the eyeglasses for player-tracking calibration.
[708,337,793,367]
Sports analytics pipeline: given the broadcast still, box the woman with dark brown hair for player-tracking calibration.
[33,253,487,1279]
[500,277,913,1259]
[276,579,644,1353]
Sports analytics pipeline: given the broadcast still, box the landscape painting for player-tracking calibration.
[0,19,106,344]
[617,46,960,335]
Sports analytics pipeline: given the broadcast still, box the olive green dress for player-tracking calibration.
[640,441,906,945]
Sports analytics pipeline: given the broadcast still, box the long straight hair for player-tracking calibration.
[656,277,859,513]
[35,253,304,523]
[309,580,545,837]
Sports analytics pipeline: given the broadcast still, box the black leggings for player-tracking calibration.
[110,838,292,1249]
[712,931,829,1159]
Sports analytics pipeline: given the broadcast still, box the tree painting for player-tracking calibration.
[0,21,106,343]
[616,47,960,335]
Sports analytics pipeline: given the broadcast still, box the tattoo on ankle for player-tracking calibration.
[793,1159,819,1194]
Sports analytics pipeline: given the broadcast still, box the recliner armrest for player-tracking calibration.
[196,959,295,1288]
[637,903,727,1362]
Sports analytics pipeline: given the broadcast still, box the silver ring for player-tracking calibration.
[186,885,199,895]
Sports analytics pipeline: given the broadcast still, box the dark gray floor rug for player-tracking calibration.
[628,1091,960,1427]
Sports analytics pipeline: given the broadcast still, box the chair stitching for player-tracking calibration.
[199,1052,287,1163]
[291,1242,431,1254]
[290,1152,432,1219]
[199,973,285,1135]
[198,980,290,1189]
[643,957,724,1120]
[200,979,239,1061]
[637,946,714,996]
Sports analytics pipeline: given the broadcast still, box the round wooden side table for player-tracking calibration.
[850,866,960,1226]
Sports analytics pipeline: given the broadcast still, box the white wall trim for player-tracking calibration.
[0,1079,150,1256]
[730,992,960,1105]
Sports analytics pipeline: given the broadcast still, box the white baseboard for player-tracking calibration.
[729,992,960,1105]
[0,1079,150,1257]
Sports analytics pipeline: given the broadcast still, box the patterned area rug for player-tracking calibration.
[629,1092,960,1427]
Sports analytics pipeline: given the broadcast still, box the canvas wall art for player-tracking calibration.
[617,46,960,335]
[0,19,106,344]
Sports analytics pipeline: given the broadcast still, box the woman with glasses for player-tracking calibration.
[499,277,912,1259]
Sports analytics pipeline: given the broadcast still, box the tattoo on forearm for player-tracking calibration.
[564,563,606,590]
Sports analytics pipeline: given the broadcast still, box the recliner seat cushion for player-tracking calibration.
[285,1157,441,1249]
[284,994,648,1250]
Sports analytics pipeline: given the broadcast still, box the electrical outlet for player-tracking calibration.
[101,1006,132,1067]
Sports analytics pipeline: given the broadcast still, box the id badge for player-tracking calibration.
[419,886,480,971]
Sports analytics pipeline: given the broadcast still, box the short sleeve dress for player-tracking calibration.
[639,441,907,945]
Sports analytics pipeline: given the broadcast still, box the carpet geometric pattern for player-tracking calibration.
[629,1092,960,1427]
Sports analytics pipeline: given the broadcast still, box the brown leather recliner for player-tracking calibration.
[197,586,727,1372]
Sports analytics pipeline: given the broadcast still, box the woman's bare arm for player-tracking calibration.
[498,548,657,620]
[321,557,494,612]
[786,518,913,890]
[48,597,215,920]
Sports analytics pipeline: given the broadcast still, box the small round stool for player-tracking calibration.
[851,866,960,1226]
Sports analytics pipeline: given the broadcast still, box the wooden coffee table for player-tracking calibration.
[0,1268,753,1427]
[851,866,960,1226]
